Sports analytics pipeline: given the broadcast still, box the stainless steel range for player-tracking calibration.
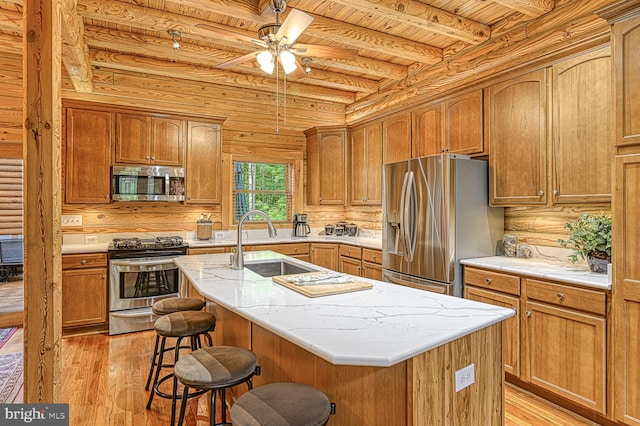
[108,236,188,335]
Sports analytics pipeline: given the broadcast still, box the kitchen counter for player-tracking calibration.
[175,251,514,367]
[461,256,611,290]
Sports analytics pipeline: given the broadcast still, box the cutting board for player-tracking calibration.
[272,272,373,298]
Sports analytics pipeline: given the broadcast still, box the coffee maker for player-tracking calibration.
[293,213,311,237]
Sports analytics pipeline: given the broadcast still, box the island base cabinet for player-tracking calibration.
[524,301,606,415]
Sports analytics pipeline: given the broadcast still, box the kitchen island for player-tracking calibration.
[175,251,515,425]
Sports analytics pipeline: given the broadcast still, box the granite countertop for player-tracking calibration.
[461,256,611,290]
[174,251,515,368]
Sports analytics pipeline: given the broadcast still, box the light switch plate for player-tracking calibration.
[61,214,82,227]
[455,363,475,392]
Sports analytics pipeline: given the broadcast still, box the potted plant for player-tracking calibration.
[558,212,612,273]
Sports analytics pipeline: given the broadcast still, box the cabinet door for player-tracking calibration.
[552,47,613,204]
[309,243,338,270]
[362,261,382,280]
[613,16,640,147]
[486,70,548,205]
[524,300,606,414]
[306,128,346,205]
[446,90,483,155]
[151,117,184,165]
[65,108,112,203]
[350,123,382,205]
[186,121,221,204]
[382,113,411,164]
[339,256,361,276]
[465,286,520,377]
[62,267,108,328]
[412,103,444,157]
[115,113,151,163]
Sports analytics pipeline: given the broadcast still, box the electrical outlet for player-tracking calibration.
[84,235,98,244]
[214,232,225,240]
[455,363,475,392]
[61,214,82,227]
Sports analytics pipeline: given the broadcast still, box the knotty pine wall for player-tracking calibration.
[0,52,612,247]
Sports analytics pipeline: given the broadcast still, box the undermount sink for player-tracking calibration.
[245,259,316,278]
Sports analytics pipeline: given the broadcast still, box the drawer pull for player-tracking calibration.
[81,259,87,265]
[485,277,492,284]
[557,293,565,300]
[526,311,531,317]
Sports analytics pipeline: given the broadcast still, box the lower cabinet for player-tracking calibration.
[248,243,310,262]
[362,248,383,280]
[188,246,230,255]
[339,245,362,275]
[62,253,108,330]
[309,243,339,270]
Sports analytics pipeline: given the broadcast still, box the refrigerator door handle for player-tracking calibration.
[406,171,417,261]
[401,171,415,262]
[399,171,411,259]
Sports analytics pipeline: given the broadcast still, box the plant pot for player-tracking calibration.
[587,252,611,273]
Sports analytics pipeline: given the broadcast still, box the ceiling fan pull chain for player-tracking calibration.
[284,70,287,126]
[276,59,280,133]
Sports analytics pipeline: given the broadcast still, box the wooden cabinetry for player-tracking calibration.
[486,69,548,205]
[248,243,310,262]
[361,248,382,280]
[350,122,382,205]
[64,107,112,203]
[413,91,484,157]
[185,120,222,204]
[188,246,230,255]
[339,245,362,276]
[309,243,339,270]
[62,253,108,330]
[382,113,411,164]
[305,127,347,205]
[551,47,613,204]
[115,113,184,166]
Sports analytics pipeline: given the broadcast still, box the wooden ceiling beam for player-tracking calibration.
[492,0,555,18]
[61,0,94,92]
[327,0,490,44]
[89,49,356,104]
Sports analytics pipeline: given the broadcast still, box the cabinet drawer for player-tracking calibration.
[362,248,381,264]
[464,267,520,296]
[250,243,309,256]
[525,279,606,316]
[339,245,362,260]
[62,253,108,270]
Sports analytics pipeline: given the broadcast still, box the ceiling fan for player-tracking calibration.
[216,0,358,75]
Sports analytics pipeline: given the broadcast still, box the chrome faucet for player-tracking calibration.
[231,209,277,270]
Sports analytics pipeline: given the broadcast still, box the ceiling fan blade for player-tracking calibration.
[294,44,359,61]
[251,39,268,48]
[216,51,260,69]
[276,8,314,45]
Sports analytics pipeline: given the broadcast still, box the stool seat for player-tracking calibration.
[230,382,331,426]
[154,311,216,337]
[152,297,205,315]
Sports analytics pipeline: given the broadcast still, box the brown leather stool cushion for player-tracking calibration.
[152,297,205,315]
[174,346,258,389]
[154,311,215,337]
[230,382,331,426]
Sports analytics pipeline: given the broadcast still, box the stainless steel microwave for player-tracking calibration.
[111,165,185,202]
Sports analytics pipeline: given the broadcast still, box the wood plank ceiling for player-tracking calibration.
[0,0,617,122]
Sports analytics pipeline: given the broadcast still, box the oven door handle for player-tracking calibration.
[110,308,155,318]
[110,258,177,268]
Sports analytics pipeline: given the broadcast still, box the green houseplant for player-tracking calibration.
[558,212,612,273]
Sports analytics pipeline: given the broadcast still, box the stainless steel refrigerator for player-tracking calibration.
[382,153,503,297]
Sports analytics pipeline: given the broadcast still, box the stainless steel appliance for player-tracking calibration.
[111,165,185,202]
[382,154,503,297]
[293,213,311,237]
[108,236,188,335]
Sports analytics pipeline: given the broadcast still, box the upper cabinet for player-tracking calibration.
[382,113,411,164]
[413,90,484,157]
[486,69,548,206]
[350,122,382,205]
[551,47,613,204]
[64,107,112,204]
[306,126,347,205]
[115,113,184,166]
[185,121,222,204]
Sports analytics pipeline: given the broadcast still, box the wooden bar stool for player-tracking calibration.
[173,346,260,426]
[146,310,216,425]
[230,382,335,426]
[145,297,207,391]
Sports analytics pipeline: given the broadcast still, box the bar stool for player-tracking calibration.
[173,345,260,426]
[230,382,334,426]
[146,310,216,424]
[145,297,206,391]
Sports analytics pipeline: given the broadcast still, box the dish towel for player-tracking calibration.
[286,272,354,286]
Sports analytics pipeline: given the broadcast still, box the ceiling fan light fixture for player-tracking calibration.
[257,50,275,74]
[167,29,181,50]
[280,50,297,74]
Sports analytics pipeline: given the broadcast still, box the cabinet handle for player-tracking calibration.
[146,156,150,160]
[538,191,544,197]
[151,156,155,160]
[81,259,87,265]
[372,255,377,260]
[526,311,531,317]
[294,248,298,252]
[556,292,564,300]
[553,189,559,195]
[319,197,322,201]
[485,277,492,284]
[102,275,106,279]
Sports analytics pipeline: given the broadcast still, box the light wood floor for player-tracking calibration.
[0,277,23,328]
[3,329,598,425]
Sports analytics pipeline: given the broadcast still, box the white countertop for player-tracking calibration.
[175,251,514,368]
[461,256,611,290]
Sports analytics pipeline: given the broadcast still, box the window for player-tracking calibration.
[232,161,293,223]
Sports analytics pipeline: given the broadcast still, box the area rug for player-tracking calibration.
[0,352,23,403]
[0,327,17,350]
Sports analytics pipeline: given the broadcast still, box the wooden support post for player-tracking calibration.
[23,0,63,402]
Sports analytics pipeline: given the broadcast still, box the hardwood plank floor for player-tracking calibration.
[0,276,23,328]
[4,330,596,425]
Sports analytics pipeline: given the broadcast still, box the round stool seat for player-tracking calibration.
[154,311,216,338]
[175,346,258,389]
[152,297,205,315]
[230,382,331,426]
